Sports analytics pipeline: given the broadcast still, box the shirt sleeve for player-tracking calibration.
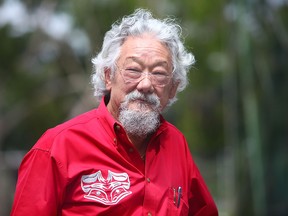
[11,146,66,216]
[188,157,218,216]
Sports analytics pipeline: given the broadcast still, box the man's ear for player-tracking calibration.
[169,81,179,99]
[104,68,112,91]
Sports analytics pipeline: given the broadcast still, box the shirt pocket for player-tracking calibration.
[166,187,189,216]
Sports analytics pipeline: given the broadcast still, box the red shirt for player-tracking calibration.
[11,98,218,216]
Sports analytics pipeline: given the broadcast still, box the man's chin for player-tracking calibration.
[128,102,155,112]
[119,108,160,137]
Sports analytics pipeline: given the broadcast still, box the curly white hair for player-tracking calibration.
[91,8,195,106]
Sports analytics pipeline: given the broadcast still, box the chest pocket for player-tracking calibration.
[166,187,189,216]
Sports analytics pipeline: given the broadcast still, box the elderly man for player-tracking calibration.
[11,9,218,216]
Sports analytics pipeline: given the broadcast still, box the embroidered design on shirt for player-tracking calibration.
[81,170,132,205]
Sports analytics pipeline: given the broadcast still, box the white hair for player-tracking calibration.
[91,8,195,106]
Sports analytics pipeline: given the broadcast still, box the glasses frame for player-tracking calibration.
[117,65,173,87]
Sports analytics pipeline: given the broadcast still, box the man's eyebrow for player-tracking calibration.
[124,57,141,64]
[125,57,169,67]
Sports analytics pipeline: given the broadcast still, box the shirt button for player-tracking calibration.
[129,148,134,153]
[115,125,121,131]
[146,178,151,183]
[147,212,152,216]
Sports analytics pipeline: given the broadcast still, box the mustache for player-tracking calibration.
[125,91,160,106]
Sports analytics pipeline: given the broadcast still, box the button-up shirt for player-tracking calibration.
[11,97,218,216]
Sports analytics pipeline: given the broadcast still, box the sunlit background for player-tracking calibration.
[0,0,287,215]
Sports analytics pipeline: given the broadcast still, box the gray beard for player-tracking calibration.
[119,91,161,137]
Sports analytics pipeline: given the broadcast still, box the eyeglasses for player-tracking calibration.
[118,67,172,87]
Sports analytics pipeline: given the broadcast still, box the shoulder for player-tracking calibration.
[157,119,190,153]
[159,118,186,139]
[33,109,99,151]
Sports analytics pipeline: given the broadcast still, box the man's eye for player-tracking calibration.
[126,68,141,73]
[153,71,168,77]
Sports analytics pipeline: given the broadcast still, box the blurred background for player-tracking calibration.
[0,0,287,215]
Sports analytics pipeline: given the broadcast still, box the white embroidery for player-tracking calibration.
[81,170,132,205]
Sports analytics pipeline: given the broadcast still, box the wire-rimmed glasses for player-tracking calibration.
[118,66,172,87]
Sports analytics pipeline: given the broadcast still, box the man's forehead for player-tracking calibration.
[123,56,169,66]
[119,35,171,58]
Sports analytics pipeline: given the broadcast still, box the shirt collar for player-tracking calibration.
[98,97,117,123]
[96,96,120,138]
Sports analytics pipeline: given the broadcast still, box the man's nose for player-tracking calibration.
[136,73,154,94]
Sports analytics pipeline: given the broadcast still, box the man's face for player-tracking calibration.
[105,34,178,120]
